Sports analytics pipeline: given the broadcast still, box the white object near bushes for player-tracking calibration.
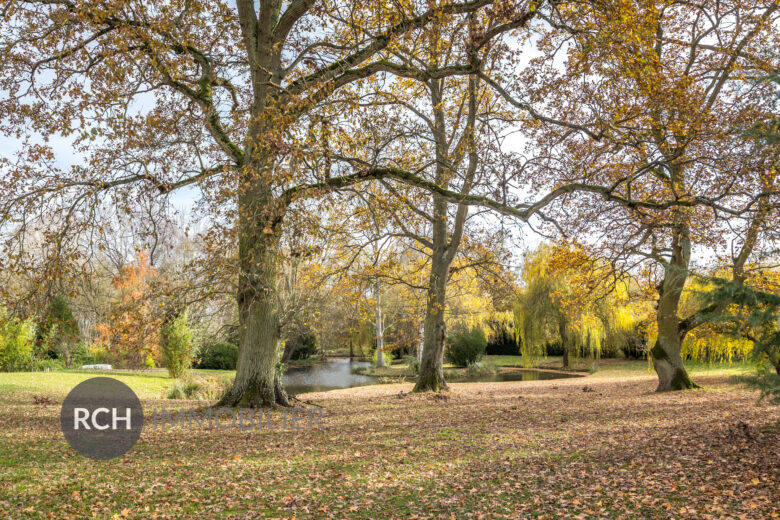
[80,364,112,370]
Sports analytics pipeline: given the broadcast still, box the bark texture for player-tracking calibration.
[414,253,450,392]
[651,224,699,392]
[414,71,478,392]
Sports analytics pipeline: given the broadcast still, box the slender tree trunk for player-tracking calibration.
[559,321,569,369]
[374,277,385,368]
[413,69,477,392]
[280,341,295,364]
[274,372,290,407]
[417,323,424,363]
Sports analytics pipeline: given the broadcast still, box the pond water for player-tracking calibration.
[282,358,583,395]
[283,358,375,395]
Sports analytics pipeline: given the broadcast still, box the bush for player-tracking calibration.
[73,342,112,366]
[545,340,565,356]
[372,348,393,367]
[486,327,520,355]
[620,335,647,359]
[41,294,80,367]
[463,359,499,378]
[30,358,65,372]
[288,329,318,360]
[445,326,487,367]
[166,380,201,400]
[404,355,420,375]
[161,311,194,378]
[0,306,36,372]
[194,341,238,370]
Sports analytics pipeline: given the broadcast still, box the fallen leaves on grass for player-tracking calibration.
[0,375,778,519]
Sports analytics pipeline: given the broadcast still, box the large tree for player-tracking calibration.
[329,6,536,390]
[496,0,780,390]
[0,0,551,405]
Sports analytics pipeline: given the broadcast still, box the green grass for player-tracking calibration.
[485,355,756,379]
[1,358,749,402]
[0,368,235,401]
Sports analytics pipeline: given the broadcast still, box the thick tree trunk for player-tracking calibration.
[218,277,281,406]
[651,332,698,391]
[413,254,449,393]
[650,230,699,392]
[218,166,287,407]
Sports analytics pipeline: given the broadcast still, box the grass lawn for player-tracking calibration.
[357,355,758,381]
[487,355,759,378]
[0,364,778,519]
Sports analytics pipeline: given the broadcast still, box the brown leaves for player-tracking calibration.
[2,372,779,519]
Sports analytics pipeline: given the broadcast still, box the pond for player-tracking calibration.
[283,358,375,395]
[282,358,583,395]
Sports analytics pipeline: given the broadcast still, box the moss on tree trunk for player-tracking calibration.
[650,335,699,392]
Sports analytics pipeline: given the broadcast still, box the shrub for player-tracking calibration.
[288,329,318,360]
[41,294,80,367]
[545,340,565,356]
[404,355,420,375]
[194,341,238,370]
[372,348,393,367]
[620,335,647,359]
[31,358,65,372]
[161,311,193,378]
[166,380,201,400]
[486,327,520,356]
[464,359,498,378]
[445,326,487,367]
[73,342,112,366]
[0,306,36,372]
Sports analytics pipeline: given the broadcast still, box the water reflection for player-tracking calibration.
[283,358,374,395]
[283,358,583,395]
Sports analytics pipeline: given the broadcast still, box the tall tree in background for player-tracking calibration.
[41,293,80,367]
[514,243,646,368]
[332,8,536,390]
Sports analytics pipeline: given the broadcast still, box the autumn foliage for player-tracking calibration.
[96,251,160,368]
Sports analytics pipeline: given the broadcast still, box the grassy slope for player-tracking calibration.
[0,364,778,519]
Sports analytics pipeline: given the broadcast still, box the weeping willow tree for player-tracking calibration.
[513,244,643,369]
